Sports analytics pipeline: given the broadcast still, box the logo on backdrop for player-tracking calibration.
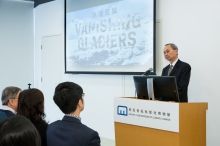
[117,106,128,116]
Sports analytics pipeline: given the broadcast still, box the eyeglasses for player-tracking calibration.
[82,93,85,98]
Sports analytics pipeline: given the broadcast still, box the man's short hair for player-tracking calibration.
[1,87,21,105]
[53,82,83,114]
[165,43,178,50]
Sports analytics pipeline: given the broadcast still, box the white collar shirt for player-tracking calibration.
[0,105,16,114]
[170,58,179,68]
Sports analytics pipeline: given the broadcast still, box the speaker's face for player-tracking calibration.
[163,45,178,63]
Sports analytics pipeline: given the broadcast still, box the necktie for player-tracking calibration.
[168,65,173,76]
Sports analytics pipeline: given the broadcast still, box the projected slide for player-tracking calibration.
[65,0,155,74]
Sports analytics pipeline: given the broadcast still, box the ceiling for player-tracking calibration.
[19,0,54,8]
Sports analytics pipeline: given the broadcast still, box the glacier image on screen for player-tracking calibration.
[66,0,154,67]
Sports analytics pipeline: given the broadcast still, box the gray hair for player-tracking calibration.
[165,43,178,50]
[1,86,21,105]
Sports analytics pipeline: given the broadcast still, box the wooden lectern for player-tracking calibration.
[114,97,208,146]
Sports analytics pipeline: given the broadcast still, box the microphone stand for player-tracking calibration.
[28,83,31,89]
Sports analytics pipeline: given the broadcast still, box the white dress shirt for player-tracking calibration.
[0,105,16,114]
[170,58,179,68]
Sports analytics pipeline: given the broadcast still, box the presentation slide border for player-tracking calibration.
[64,0,156,75]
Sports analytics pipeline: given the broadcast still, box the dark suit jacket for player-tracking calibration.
[0,109,15,121]
[162,59,191,102]
[47,116,101,146]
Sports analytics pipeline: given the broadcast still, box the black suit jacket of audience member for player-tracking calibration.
[161,59,191,102]
[33,122,48,146]
[47,116,101,146]
[0,109,14,120]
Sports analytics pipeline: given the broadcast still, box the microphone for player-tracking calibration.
[142,68,153,76]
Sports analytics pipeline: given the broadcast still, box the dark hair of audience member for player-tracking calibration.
[53,82,83,114]
[17,88,47,123]
[0,115,41,146]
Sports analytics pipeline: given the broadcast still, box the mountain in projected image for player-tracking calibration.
[68,44,153,66]
[66,0,154,67]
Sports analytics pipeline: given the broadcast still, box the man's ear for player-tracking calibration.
[175,49,178,55]
[7,98,14,106]
[78,99,83,107]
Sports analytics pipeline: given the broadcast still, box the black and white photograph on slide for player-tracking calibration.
[65,0,155,74]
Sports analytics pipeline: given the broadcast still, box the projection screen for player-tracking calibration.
[65,0,156,75]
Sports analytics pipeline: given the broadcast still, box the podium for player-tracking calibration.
[114,97,208,146]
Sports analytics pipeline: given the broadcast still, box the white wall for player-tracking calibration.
[0,0,34,96]
[157,1,220,145]
[34,0,220,145]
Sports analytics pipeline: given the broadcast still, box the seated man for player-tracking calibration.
[0,86,21,120]
[47,82,101,146]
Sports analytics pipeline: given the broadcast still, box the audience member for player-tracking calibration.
[0,115,41,146]
[0,86,21,120]
[47,81,101,146]
[17,88,48,146]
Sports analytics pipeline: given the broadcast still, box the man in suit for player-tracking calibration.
[47,82,101,146]
[0,86,21,120]
[161,43,191,102]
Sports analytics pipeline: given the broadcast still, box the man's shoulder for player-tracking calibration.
[48,120,61,126]
[0,109,14,117]
[81,123,98,133]
[47,120,99,140]
[47,119,88,128]
[47,120,62,129]
[0,110,14,121]
[48,119,97,133]
[178,60,191,69]
[162,64,170,70]
[46,120,100,146]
